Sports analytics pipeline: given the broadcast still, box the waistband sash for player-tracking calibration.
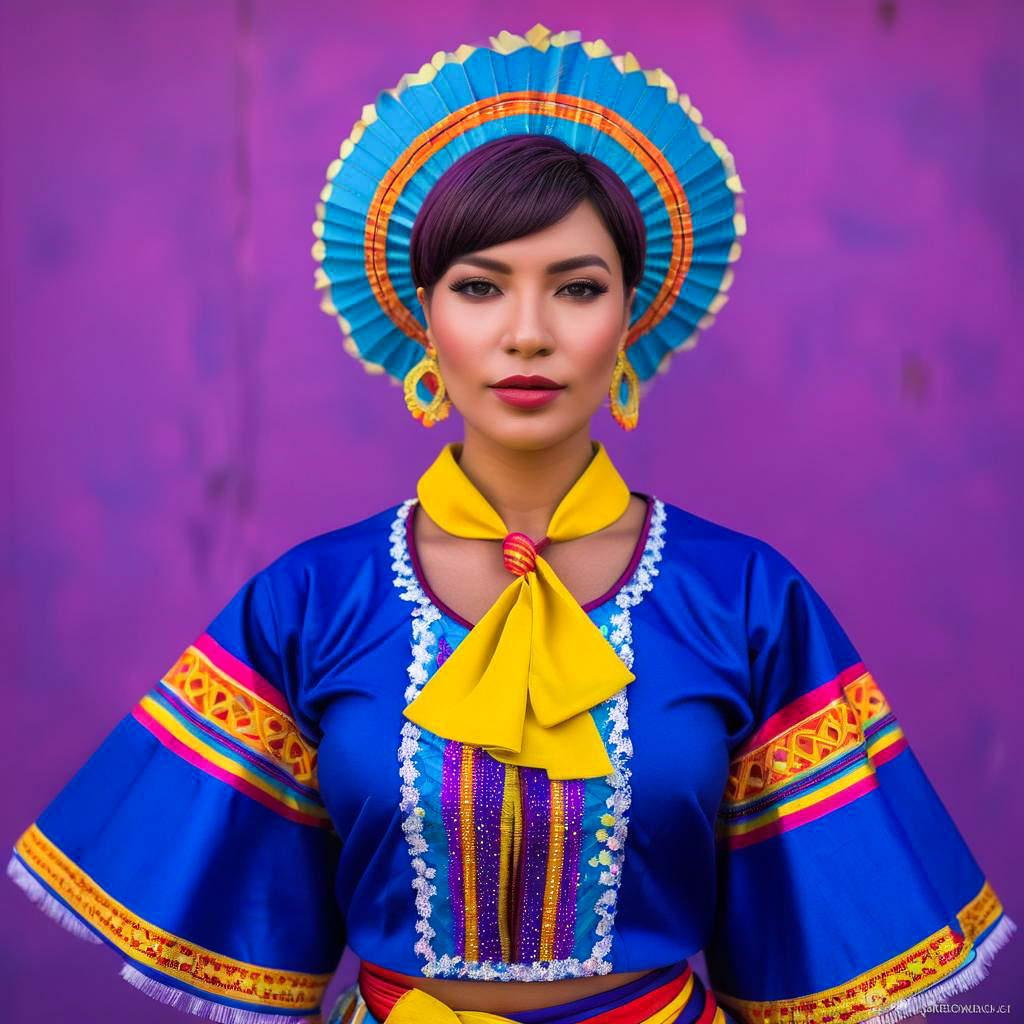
[325,960,723,1024]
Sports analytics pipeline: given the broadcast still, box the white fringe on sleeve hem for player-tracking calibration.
[119,964,322,1024]
[870,914,1017,1024]
[7,853,322,1024]
[7,853,102,944]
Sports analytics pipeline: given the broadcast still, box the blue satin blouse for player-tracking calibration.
[8,494,1013,1022]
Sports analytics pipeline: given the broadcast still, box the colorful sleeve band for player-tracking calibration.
[7,573,345,1024]
[703,550,1015,1024]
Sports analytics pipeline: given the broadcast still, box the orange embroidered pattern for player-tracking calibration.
[843,671,892,729]
[959,880,1004,943]
[714,881,1003,1024]
[163,645,318,789]
[15,824,331,1012]
[364,92,693,350]
[725,671,891,804]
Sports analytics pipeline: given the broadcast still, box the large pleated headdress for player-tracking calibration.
[311,23,746,393]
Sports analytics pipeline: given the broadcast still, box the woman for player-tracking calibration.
[7,25,1013,1024]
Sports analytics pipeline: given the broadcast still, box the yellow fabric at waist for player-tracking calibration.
[382,972,695,1023]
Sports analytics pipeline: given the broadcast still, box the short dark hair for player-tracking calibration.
[409,134,646,298]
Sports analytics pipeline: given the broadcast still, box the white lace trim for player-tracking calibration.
[390,496,668,980]
[391,499,441,965]
[586,496,666,973]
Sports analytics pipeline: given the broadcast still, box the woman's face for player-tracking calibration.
[416,199,636,452]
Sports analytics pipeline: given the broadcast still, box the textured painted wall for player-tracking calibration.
[1,1,1020,1019]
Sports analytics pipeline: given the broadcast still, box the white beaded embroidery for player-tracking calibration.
[390,496,668,980]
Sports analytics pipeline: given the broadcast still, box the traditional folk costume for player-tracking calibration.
[8,23,1013,1024]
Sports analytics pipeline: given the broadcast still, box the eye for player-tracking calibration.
[448,277,500,298]
[558,279,610,300]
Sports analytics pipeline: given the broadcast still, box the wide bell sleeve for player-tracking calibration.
[6,568,345,1023]
[703,543,1016,1024]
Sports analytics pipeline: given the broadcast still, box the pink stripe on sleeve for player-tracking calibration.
[871,735,909,768]
[192,632,289,713]
[739,661,867,754]
[130,704,329,829]
[725,772,878,850]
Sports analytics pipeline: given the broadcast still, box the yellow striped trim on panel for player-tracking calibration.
[459,744,479,961]
[715,881,1004,1024]
[14,824,331,1013]
[538,779,566,961]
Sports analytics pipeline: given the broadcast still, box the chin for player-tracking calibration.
[467,411,593,452]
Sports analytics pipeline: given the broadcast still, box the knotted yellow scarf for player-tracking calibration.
[385,988,518,1023]
[402,441,636,780]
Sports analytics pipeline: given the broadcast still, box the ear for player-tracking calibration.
[416,286,433,340]
[620,286,637,345]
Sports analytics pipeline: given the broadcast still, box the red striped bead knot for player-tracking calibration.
[502,532,538,576]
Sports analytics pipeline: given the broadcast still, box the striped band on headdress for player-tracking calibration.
[312,23,746,397]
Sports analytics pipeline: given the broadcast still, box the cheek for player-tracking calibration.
[429,297,489,382]
[553,304,624,381]
[428,293,624,396]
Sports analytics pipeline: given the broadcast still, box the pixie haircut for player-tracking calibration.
[409,134,646,299]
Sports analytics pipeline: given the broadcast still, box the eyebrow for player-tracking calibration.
[451,253,611,275]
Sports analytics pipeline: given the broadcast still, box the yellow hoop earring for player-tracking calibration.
[403,343,451,427]
[609,348,639,431]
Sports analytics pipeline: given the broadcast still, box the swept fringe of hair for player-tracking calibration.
[410,134,646,295]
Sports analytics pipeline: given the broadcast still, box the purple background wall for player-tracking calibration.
[1,1,1020,1019]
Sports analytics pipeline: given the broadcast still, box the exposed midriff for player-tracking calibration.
[365,964,657,1013]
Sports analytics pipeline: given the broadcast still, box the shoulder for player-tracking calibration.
[272,500,407,566]
[650,495,841,652]
[654,496,837,637]
[653,494,799,586]
[252,499,412,609]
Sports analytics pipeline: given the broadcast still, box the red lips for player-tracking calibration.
[489,374,566,410]
[489,374,565,389]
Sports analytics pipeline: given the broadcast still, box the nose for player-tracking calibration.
[503,291,554,357]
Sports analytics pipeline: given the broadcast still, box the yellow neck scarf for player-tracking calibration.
[402,441,636,780]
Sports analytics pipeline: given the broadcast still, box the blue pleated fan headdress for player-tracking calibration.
[311,23,746,394]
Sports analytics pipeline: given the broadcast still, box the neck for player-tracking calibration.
[455,424,599,539]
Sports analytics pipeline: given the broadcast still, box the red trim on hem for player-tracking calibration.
[695,982,723,1024]
[357,960,694,1023]
[586,962,693,1024]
